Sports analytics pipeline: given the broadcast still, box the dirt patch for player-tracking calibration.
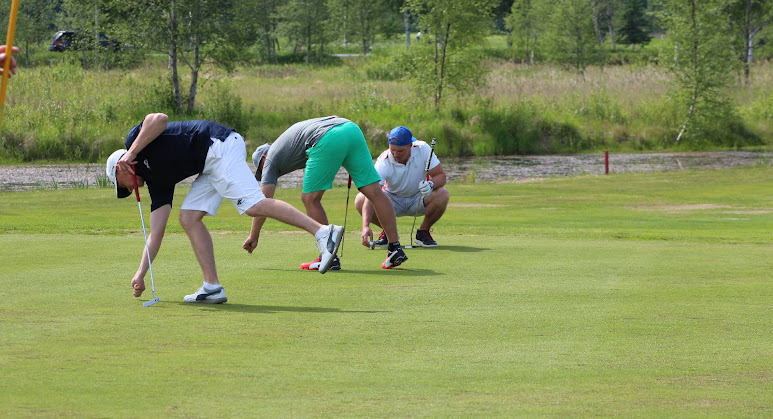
[449,203,505,208]
[718,210,773,215]
[631,203,733,213]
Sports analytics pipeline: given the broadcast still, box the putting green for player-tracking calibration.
[1,166,771,416]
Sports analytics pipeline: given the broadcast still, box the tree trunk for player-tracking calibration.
[306,24,312,63]
[170,0,183,113]
[360,10,369,55]
[433,26,439,109]
[743,0,753,88]
[187,41,200,113]
[343,1,348,46]
[404,11,411,49]
[676,0,698,143]
[94,2,99,66]
[435,23,451,111]
[605,0,616,51]
[592,0,604,47]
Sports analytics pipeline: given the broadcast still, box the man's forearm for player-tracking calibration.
[128,113,168,155]
[249,216,267,239]
[362,199,374,228]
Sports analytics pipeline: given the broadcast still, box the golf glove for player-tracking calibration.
[419,180,434,196]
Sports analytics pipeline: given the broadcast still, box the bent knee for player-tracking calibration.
[179,210,204,229]
[435,186,450,202]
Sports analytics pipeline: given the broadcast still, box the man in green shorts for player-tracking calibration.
[245,116,408,270]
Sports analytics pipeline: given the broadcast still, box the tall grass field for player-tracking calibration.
[3,36,773,163]
[1,166,771,416]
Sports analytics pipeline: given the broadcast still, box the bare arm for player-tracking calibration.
[118,113,169,174]
[427,164,447,189]
[242,184,276,254]
[360,197,376,246]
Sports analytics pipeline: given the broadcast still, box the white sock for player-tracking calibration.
[203,281,221,291]
[315,225,330,240]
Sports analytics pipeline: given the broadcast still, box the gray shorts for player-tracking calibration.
[384,189,425,217]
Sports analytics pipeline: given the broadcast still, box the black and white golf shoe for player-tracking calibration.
[414,230,438,247]
[183,286,227,304]
[382,243,408,269]
[316,224,343,274]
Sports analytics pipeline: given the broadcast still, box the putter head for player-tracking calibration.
[143,298,161,307]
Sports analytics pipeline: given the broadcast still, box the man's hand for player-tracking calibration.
[0,46,20,78]
[131,276,146,298]
[242,235,259,254]
[361,226,374,247]
[118,150,138,175]
[419,180,434,196]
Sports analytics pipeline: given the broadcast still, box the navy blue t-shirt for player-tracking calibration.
[125,120,234,212]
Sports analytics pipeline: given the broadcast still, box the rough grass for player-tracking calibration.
[2,36,772,162]
[1,166,772,416]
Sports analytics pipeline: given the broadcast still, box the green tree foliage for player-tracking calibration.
[543,0,601,74]
[505,0,552,64]
[655,0,738,143]
[113,0,237,113]
[277,0,332,62]
[405,0,498,111]
[727,0,773,87]
[619,0,652,48]
[328,0,401,55]
[232,0,281,64]
[1,0,57,63]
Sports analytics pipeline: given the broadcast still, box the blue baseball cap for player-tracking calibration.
[388,126,416,146]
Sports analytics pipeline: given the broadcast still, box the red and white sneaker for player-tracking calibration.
[300,256,341,271]
[382,245,408,269]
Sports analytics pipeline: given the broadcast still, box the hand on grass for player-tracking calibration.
[131,277,146,297]
[242,235,259,254]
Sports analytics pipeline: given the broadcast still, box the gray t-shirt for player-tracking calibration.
[261,116,349,185]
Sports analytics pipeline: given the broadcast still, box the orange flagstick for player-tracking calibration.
[0,0,20,132]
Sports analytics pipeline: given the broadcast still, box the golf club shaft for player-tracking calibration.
[339,175,352,258]
[408,138,436,246]
[133,172,157,300]
[137,200,156,296]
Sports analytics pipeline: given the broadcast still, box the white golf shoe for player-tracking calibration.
[183,285,227,304]
[316,225,343,274]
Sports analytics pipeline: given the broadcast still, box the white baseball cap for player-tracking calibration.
[105,149,131,199]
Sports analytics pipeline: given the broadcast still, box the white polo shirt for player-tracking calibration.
[374,140,440,198]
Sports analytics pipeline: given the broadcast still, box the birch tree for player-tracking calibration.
[404,0,498,110]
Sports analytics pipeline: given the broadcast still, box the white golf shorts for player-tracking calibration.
[384,189,425,217]
[181,132,265,216]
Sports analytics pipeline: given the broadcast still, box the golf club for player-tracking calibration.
[405,138,436,249]
[339,175,352,259]
[133,171,160,307]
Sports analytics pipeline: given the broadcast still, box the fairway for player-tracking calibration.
[1,167,772,416]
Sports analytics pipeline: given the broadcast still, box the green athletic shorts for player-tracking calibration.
[303,122,381,193]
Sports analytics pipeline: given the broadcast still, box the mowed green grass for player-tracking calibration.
[1,166,772,417]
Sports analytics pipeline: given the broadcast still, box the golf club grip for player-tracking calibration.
[347,175,352,188]
[131,171,140,202]
[426,139,436,171]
